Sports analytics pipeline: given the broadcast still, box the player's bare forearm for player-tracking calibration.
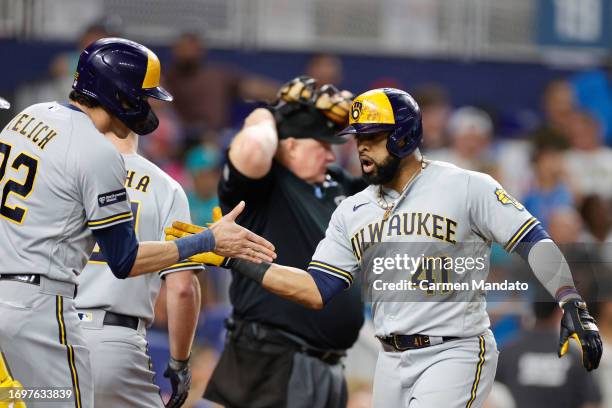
[229,108,278,178]
[262,264,323,309]
[128,241,180,277]
[165,271,201,360]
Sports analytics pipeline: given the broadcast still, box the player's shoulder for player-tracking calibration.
[427,160,496,185]
[125,154,185,195]
[427,160,470,178]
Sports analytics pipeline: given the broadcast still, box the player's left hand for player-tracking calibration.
[558,300,603,371]
[164,356,191,408]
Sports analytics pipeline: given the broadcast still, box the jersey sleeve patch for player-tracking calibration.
[159,261,205,278]
[97,188,128,207]
[494,188,524,211]
[504,217,539,253]
[87,211,133,230]
[308,260,353,287]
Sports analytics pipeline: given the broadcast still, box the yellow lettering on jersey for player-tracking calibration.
[10,113,27,132]
[125,170,136,188]
[351,211,459,256]
[135,175,150,192]
[124,169,151,193]
[10,113,57,151]
[38,130,57,150]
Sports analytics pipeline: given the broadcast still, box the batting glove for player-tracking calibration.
[165,208,228,266]
[164,356,191,408]
[558,300,603,371]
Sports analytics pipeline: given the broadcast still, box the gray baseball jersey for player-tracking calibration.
[76,153,204,325]
[309,160,537,338]
[0,102,133,283]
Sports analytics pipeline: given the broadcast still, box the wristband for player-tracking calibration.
[227,258,271,283]
[556,286,582,307]
[174,229,215,261]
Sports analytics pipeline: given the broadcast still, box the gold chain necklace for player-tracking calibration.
[377,159,427,221]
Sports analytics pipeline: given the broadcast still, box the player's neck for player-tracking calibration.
[383,153,422,192]
[105,132,139,155]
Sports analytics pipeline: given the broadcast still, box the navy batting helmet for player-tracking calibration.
[72,37,172,135]
[338,88,422,158]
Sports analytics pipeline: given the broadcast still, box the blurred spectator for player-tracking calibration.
[542,80,575,131]
[580,195,612,243]
[412,83,451,152]
[496,301,602,408]
[523,145,574,229]
[306,53,343,86]
[15,23,114,111]
[571,67,612,146]
[548,208,584,245]
[164,33,278,134]
[428,106,494,171]
[185,145,221,226]
[593,302,612,408]
[564,111,612,200]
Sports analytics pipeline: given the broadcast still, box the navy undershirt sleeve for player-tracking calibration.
[92,221,139,279]
[309,268,347,306]
[514,223,551,261]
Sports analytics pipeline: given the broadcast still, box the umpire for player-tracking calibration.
[204,77,365,408]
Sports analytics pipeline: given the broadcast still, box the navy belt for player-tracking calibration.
[103,311,139,330]
[379,334,460,351]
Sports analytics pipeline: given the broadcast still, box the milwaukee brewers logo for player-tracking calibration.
[495,188,524,211]
[351,101,363,121]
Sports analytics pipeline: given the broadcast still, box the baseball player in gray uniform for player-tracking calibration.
[171,88,603,408]
[76,128,203,408]
[0,38,274,408]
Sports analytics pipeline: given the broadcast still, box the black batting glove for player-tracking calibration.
[558,300,603,371]
[164,356,192,408]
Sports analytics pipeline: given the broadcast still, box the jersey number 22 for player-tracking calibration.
[0,141,38,224]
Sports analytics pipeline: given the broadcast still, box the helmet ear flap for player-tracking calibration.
[387,122,422,158]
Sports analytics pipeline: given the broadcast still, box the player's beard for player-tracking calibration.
[362,154,401,185]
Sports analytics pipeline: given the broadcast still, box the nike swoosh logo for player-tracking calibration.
[353,202,369,212]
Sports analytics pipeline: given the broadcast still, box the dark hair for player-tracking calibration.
[69,90,100,108]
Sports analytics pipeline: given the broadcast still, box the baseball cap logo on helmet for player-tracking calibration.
[72,37,173,135]
[351,101,362,121]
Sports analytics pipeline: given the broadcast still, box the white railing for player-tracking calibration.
[0,0,605,62]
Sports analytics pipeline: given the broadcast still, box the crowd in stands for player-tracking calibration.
[11,23,612,408]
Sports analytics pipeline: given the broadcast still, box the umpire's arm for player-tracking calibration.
[228,108,278,179]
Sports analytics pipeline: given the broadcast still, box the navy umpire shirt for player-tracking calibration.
[218,154,365,350]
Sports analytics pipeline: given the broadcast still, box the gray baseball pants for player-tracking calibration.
[372,330,499,408]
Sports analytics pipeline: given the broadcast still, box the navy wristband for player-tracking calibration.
[228,258,271,283]
[175,229,215,260]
